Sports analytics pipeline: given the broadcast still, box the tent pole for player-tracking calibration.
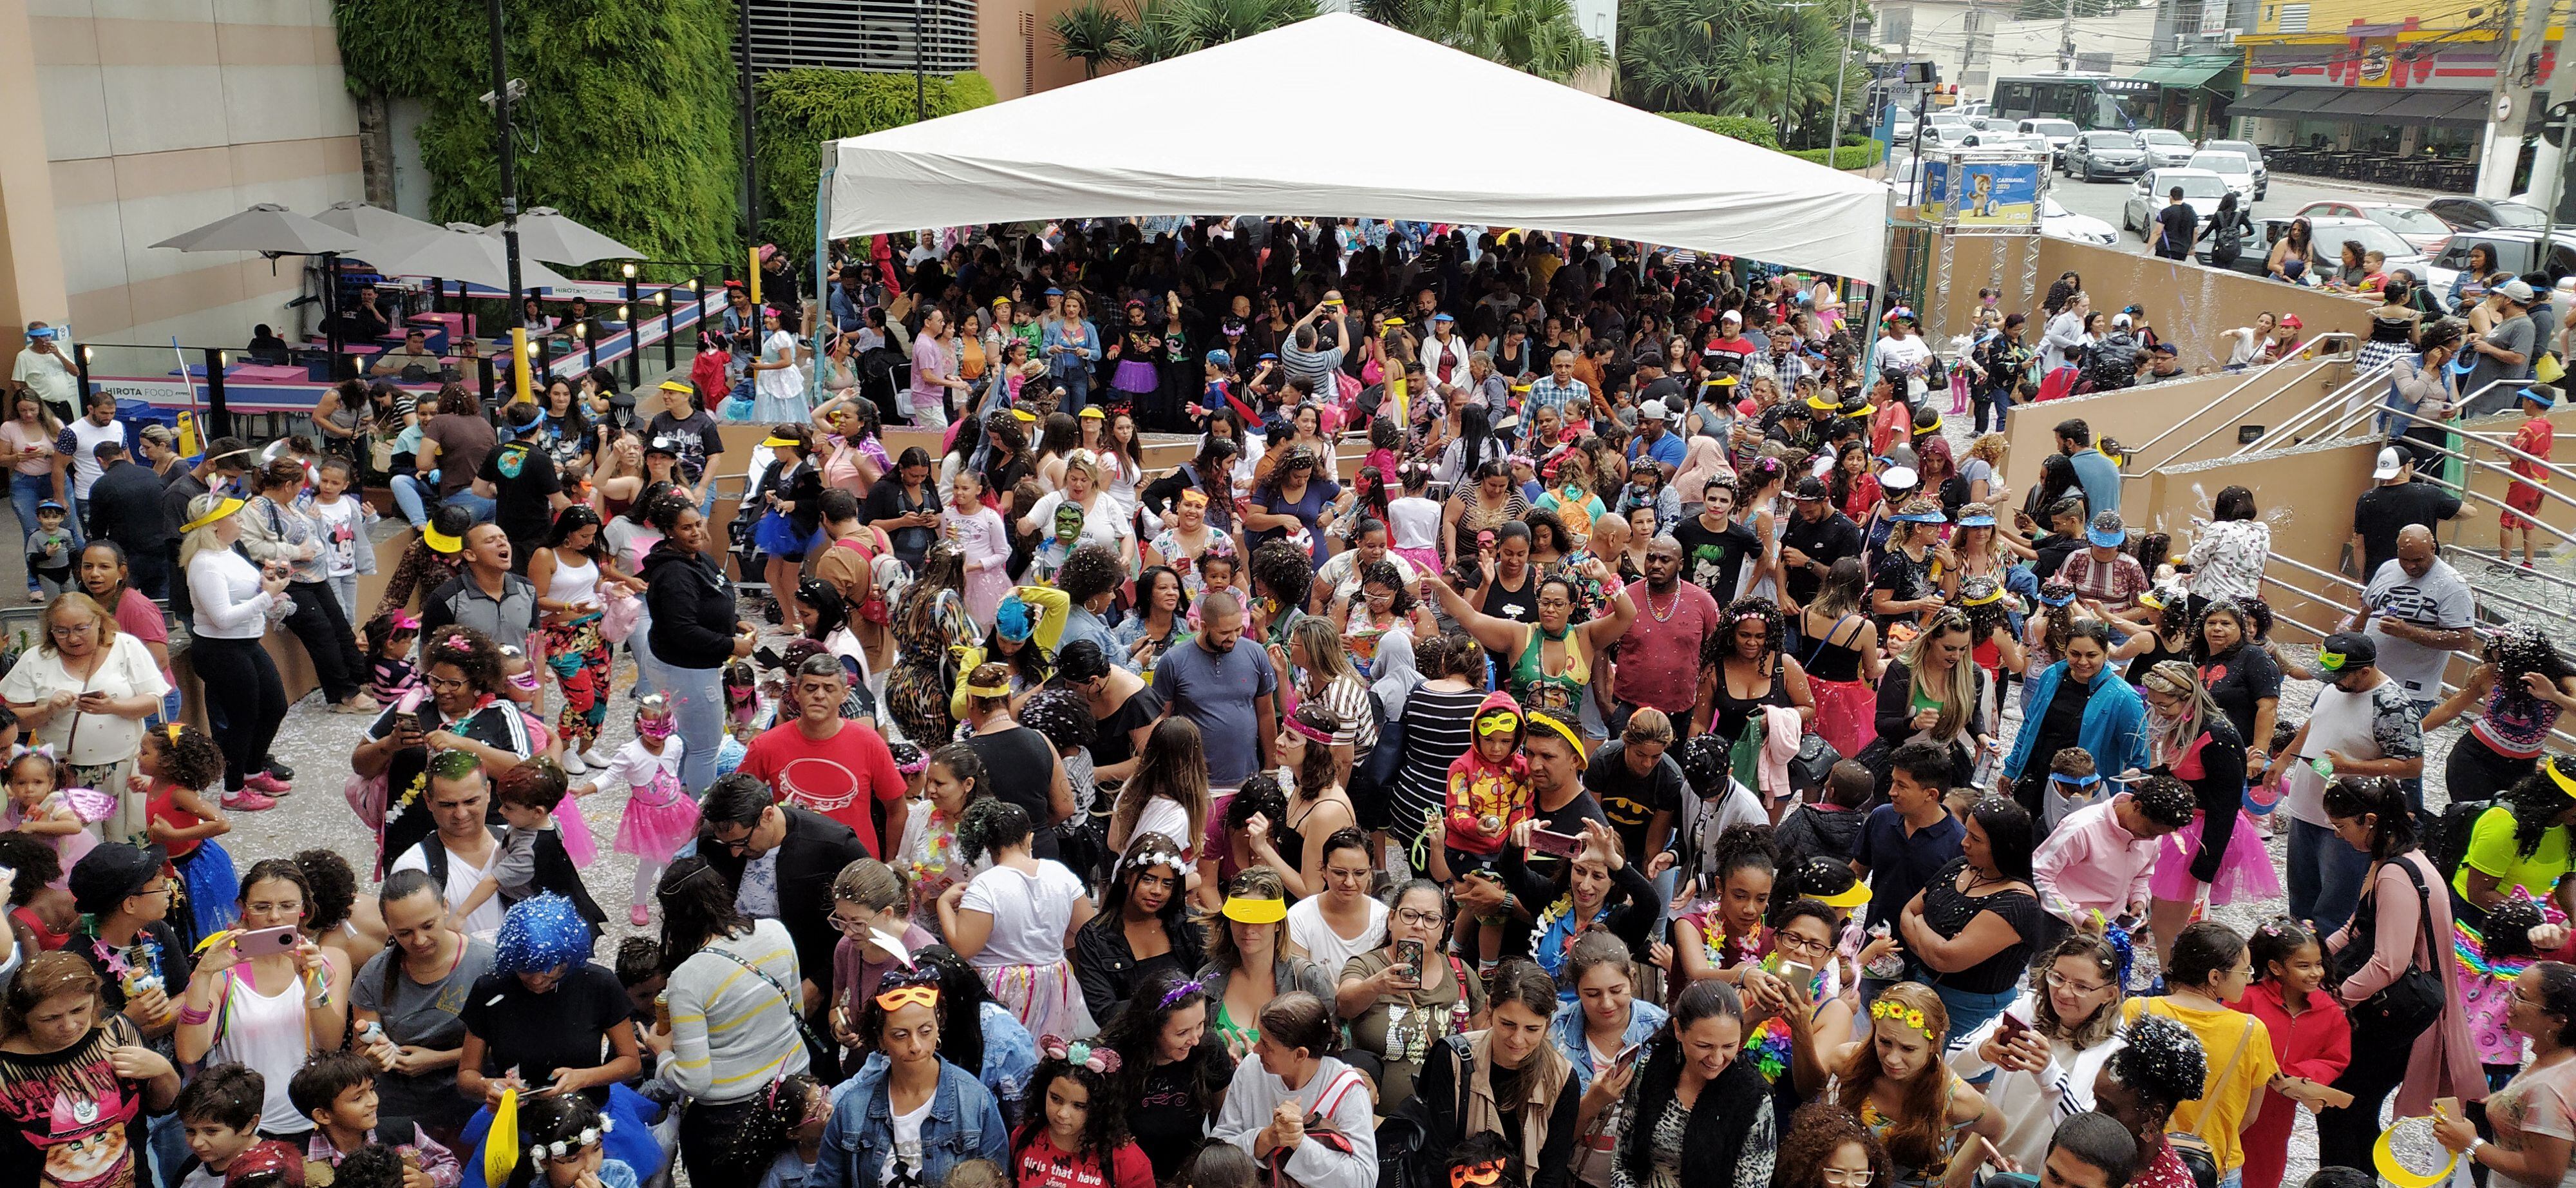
[811,165,833,407]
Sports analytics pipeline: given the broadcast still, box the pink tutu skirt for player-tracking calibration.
[615,770,702,863]
[1392,546,1443,577]
[1809,678,1878,762]
[2148,809,2282,905]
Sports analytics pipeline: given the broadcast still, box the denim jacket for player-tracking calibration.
[1548,999,1669,1094]
[811,1058,1006,1188]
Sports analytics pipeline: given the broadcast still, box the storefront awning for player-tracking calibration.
[2126,55,2240,90]
[2233,84,2506,128]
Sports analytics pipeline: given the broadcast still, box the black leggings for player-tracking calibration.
[283,581,365,703]
[193,635,288,792]
[676,1093,762,1186]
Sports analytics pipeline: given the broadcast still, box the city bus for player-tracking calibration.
[1987,73,2161,131]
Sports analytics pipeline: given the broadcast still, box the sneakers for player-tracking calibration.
[329,698,374,715]
[346,693,381,713]
[581,747,612,769]
[629,903,652,927]
[563,752,590,777]
[222,789,279,812]
[263,759,294,781]
[24,589,40,603]
[245,771,293,796]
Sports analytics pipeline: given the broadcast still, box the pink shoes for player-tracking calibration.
[244,772,293,796]
[223,789,279,812]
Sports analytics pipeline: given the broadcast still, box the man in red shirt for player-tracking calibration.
[1611,536,1721,733]
[738,654,909,856]
[1700,309,1759,374]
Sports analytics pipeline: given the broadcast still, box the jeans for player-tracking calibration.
[327,573,359,624]
[283,581,366,704]
[1056,367,1090,415]
[626,607,667,700]
[2286,816,2373,937]
[193,635,287,792]
[665,662,726,793]
[1932,982,2018,1047]
[392,474,495,529]
[125,547,171,602]
[9,475,62,591]
[1973,385,2015,433]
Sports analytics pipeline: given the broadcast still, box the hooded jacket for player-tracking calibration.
[1444,691,1531,857]
[641,539,741,670]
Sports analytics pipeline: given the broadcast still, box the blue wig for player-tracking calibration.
[996,593,1034,643]
[492,893,595,974]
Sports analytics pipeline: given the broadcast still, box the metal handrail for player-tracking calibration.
[2124,356,2331,461]
[2266,550,2362,593]
[2259,575,2576,751]
[2373,402,2576,519]
[2232,363,2397,455]
[2145,355,2352,470]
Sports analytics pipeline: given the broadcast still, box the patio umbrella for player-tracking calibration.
[496,207,641,266]
[311,201,446,266]
[149,203,363,255]
[367,223,578,292]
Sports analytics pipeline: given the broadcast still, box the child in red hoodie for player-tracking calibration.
[1427,691,1529,975]
[2233,919,2352,1188]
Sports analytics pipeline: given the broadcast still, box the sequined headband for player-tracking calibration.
[1158,976,1210,1009]
[1285,714,1335,747]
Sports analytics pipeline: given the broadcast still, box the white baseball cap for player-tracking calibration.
[1639,399,1670,421]
[2372,446,2405,479]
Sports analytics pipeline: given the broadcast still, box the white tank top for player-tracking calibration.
[551,553,601,610]
[214,968,315,1135]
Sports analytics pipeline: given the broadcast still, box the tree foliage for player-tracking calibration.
[1361,0,1606,82]
[333,0,739,267]
[1618,0,1871,148]
[1048,0,1319,72]
[1656,111,1780,149]
[753,70,999,263]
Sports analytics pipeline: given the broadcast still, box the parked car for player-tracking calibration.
[2198,139,2269,198]
[2206,215,2430,280]
[2042,196,2117,245]
[2063,131,2148,180]
[1919,122,1975,151]
[1964,131,2050,153]
[2017,118,2082,164]
[2121,169,2232,239]
[2425,230,2576,298]
[2291,200,2456,253]
[2427,196,2552,231]
[2186,151,2258,204]
[2136,128,2195,170]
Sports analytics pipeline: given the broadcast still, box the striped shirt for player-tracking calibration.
[665,917,810,1103]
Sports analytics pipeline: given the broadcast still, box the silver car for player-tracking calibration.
[2199,139,2269,199]
[2063,131,2146,180]
[2135,129,2194,170]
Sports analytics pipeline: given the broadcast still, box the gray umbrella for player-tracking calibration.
[366,222,578,292]
[311,201,446,265]
[148,203,363,254]
[495,207,642,266]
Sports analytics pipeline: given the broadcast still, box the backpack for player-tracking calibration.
[1376,1031,1472,1188]
[2428,798,2496,882]
[2080,335,2139,393]
[832,535,891,624]
[2211,212,2245,262]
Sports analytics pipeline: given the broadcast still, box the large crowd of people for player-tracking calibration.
[0,216,2559,1188]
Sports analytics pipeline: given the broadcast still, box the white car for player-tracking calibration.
[2017,119,2081,162]
[1920,122,1975,151]
[2186,150,2258,203]
[2135,129,2194,169]
[2042,196,2116,245]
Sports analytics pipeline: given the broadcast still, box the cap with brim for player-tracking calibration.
[1010,408,1039,423]
[992,296,1010,307]
[1044,287,1063,296]
[1817,881,1871,909]
[1711,374,1739,387]
[658,378,694,394]
[1805,393,1839,412]
[759,436,801,448]
[2139,589,2168,610]
[1956,513,1997,527]
[1223,895,1288,925]
[2523,387,2558,408]
[1957,583,2005,606]
[2372,446,2406,479]
[421,522,465,554]
[1433,312,1455,323]
[1792,479,1830,501]
[1078,407,1106,419]
[1891,510,1948,524]
[69,841,169,916]
[1879,466,1918,490]
[1915,412,1944,434]
[2087,524,2128,548]
[181,497,247,533]
[2316,631,2376,673]
[645,436,681,455]
[2038,587,2077,607]
[2448,356,2478,377]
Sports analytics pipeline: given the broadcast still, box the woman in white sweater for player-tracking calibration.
[656,855,811,1184]
[180,492,294,799]
[1210,991,1378,1188]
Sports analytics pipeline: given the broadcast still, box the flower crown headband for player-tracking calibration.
[529,1118,614,1163]
[1868,996,1934,1041]
[1039,1035,1124,1075]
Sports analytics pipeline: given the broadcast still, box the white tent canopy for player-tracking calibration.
[825,14,1887,280]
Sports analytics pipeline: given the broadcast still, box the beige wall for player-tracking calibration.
[10,0,364,350]
[0,0,71,336]
[2137,439,2382,645]
[1920,236,2378,377]
[1996,356,2365,503]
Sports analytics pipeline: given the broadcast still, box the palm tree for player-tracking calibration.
[1370,0,1605,82]
[1053,0,1135,78]
[1178,0,1320,47]
[1619,0,1863,146]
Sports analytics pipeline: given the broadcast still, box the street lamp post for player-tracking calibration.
[737,0,761,244]
[914,0,928,122]
[483,0,523,316]
[1780,1,1819,142]
[1825,0,1862,160]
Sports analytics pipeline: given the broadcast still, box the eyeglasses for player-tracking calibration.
[425,675,471,693]
[48,622,95,636]
[2045,970,2111,995]
[827,912,875,935]
[1823,1171,1877,1186]
[714,831,757,854]
[1394,908,1444,928]
[1325,867,1373,883]
[1772,932,1832,957]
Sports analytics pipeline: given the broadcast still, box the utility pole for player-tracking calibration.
[483,0,521,316]
[2479,0,2555,198]
[914,0,927,122]
[1781,1,1821,140]
[2059,0,2076,70]
[1826,0,1860,152]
